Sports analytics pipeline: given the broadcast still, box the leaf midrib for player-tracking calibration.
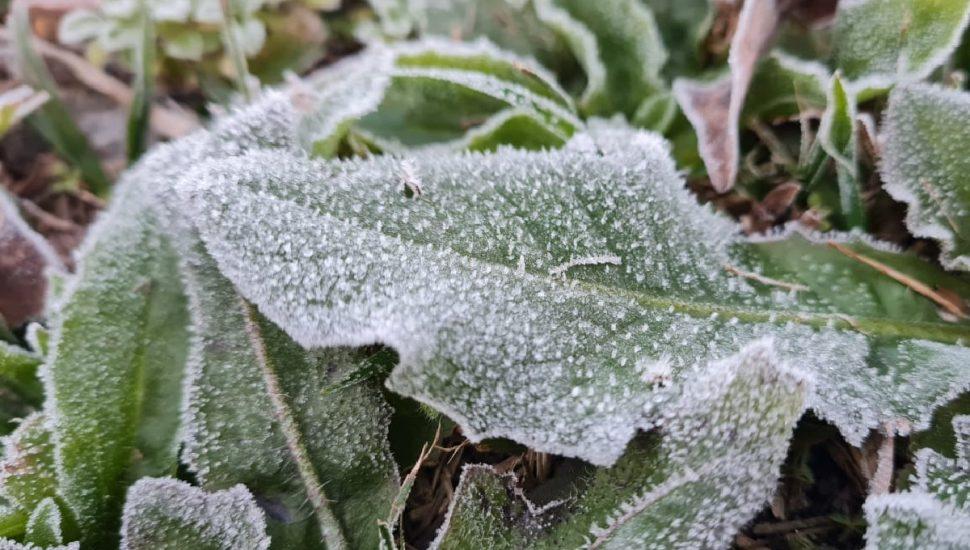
[278,192,970,346]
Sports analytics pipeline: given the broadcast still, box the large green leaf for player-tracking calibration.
[114,92,401,549]
[433,341,808,548]
[833,0,970,91]
[882,83,970,271]
[44,180,190,545]
[120,478,270,549]
[864,415,970,548]
[175,123,970,467]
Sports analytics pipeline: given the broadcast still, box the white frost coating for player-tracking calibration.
[834,0,970,94]
[864,493,970,549]
[431,340,808,547]
[589,341,809,549]
[175,128,752,465]
[25,498,63,547]
[864,415,970,549]
[120,478,270,550]
[881,83,970,271]
[0,542,79,550]
[297,46,395,154]
[171,118,969,465]
[549,254,621,277]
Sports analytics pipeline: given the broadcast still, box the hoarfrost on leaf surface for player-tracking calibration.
[864,415,970,549]
[42,177,190,546]
[881,83,970,271]
[120,477,270,550]
[175,121,970,466]
[833,0,970,92]
[176,233,399,549]
[432,341,809,548]
[122,88,400,548]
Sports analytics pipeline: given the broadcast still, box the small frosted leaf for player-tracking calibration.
[882,83,970,271]
[817,73,865,227]
[120,478,270,550]
[24,498,63,548]
[176,121,970,466]
[864,493,969,549]
[299,39,579,155]
[673,0,780,192]
[532,0,667,118]
[833,0,970,90]
[433,341,809,548]
[0,413,58,513]
[864,415,970,548]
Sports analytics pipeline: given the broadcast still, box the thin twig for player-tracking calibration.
[827,241,968,319]
[18,197,78,232]
[724,264,809,292]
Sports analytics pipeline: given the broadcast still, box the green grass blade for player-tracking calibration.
[10,2,111,197]
[126,0,155,163]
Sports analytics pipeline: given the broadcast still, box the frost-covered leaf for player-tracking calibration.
[817,73,865,228]
[177,237,399,549]
[176,123,970,467]
[674,0,780,192]
[24,498,63,548]
[833,0,970,91]
[432,341,809,548]
[531,0,667,118]
[0,342,41,435]
[409,0,574,75]
[44,181,190,545]
[120,478,270,550]
[864,415,970,549]
[0,192,63,328]
[0,541,78,550]
[108,90,400,549]
[0,414,58,513]
[299,39,579,156]
[882,83,970,271]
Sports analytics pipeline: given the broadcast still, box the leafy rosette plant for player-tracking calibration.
[0,1,969,549]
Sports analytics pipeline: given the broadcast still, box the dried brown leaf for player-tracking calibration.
[675,0,781,192]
